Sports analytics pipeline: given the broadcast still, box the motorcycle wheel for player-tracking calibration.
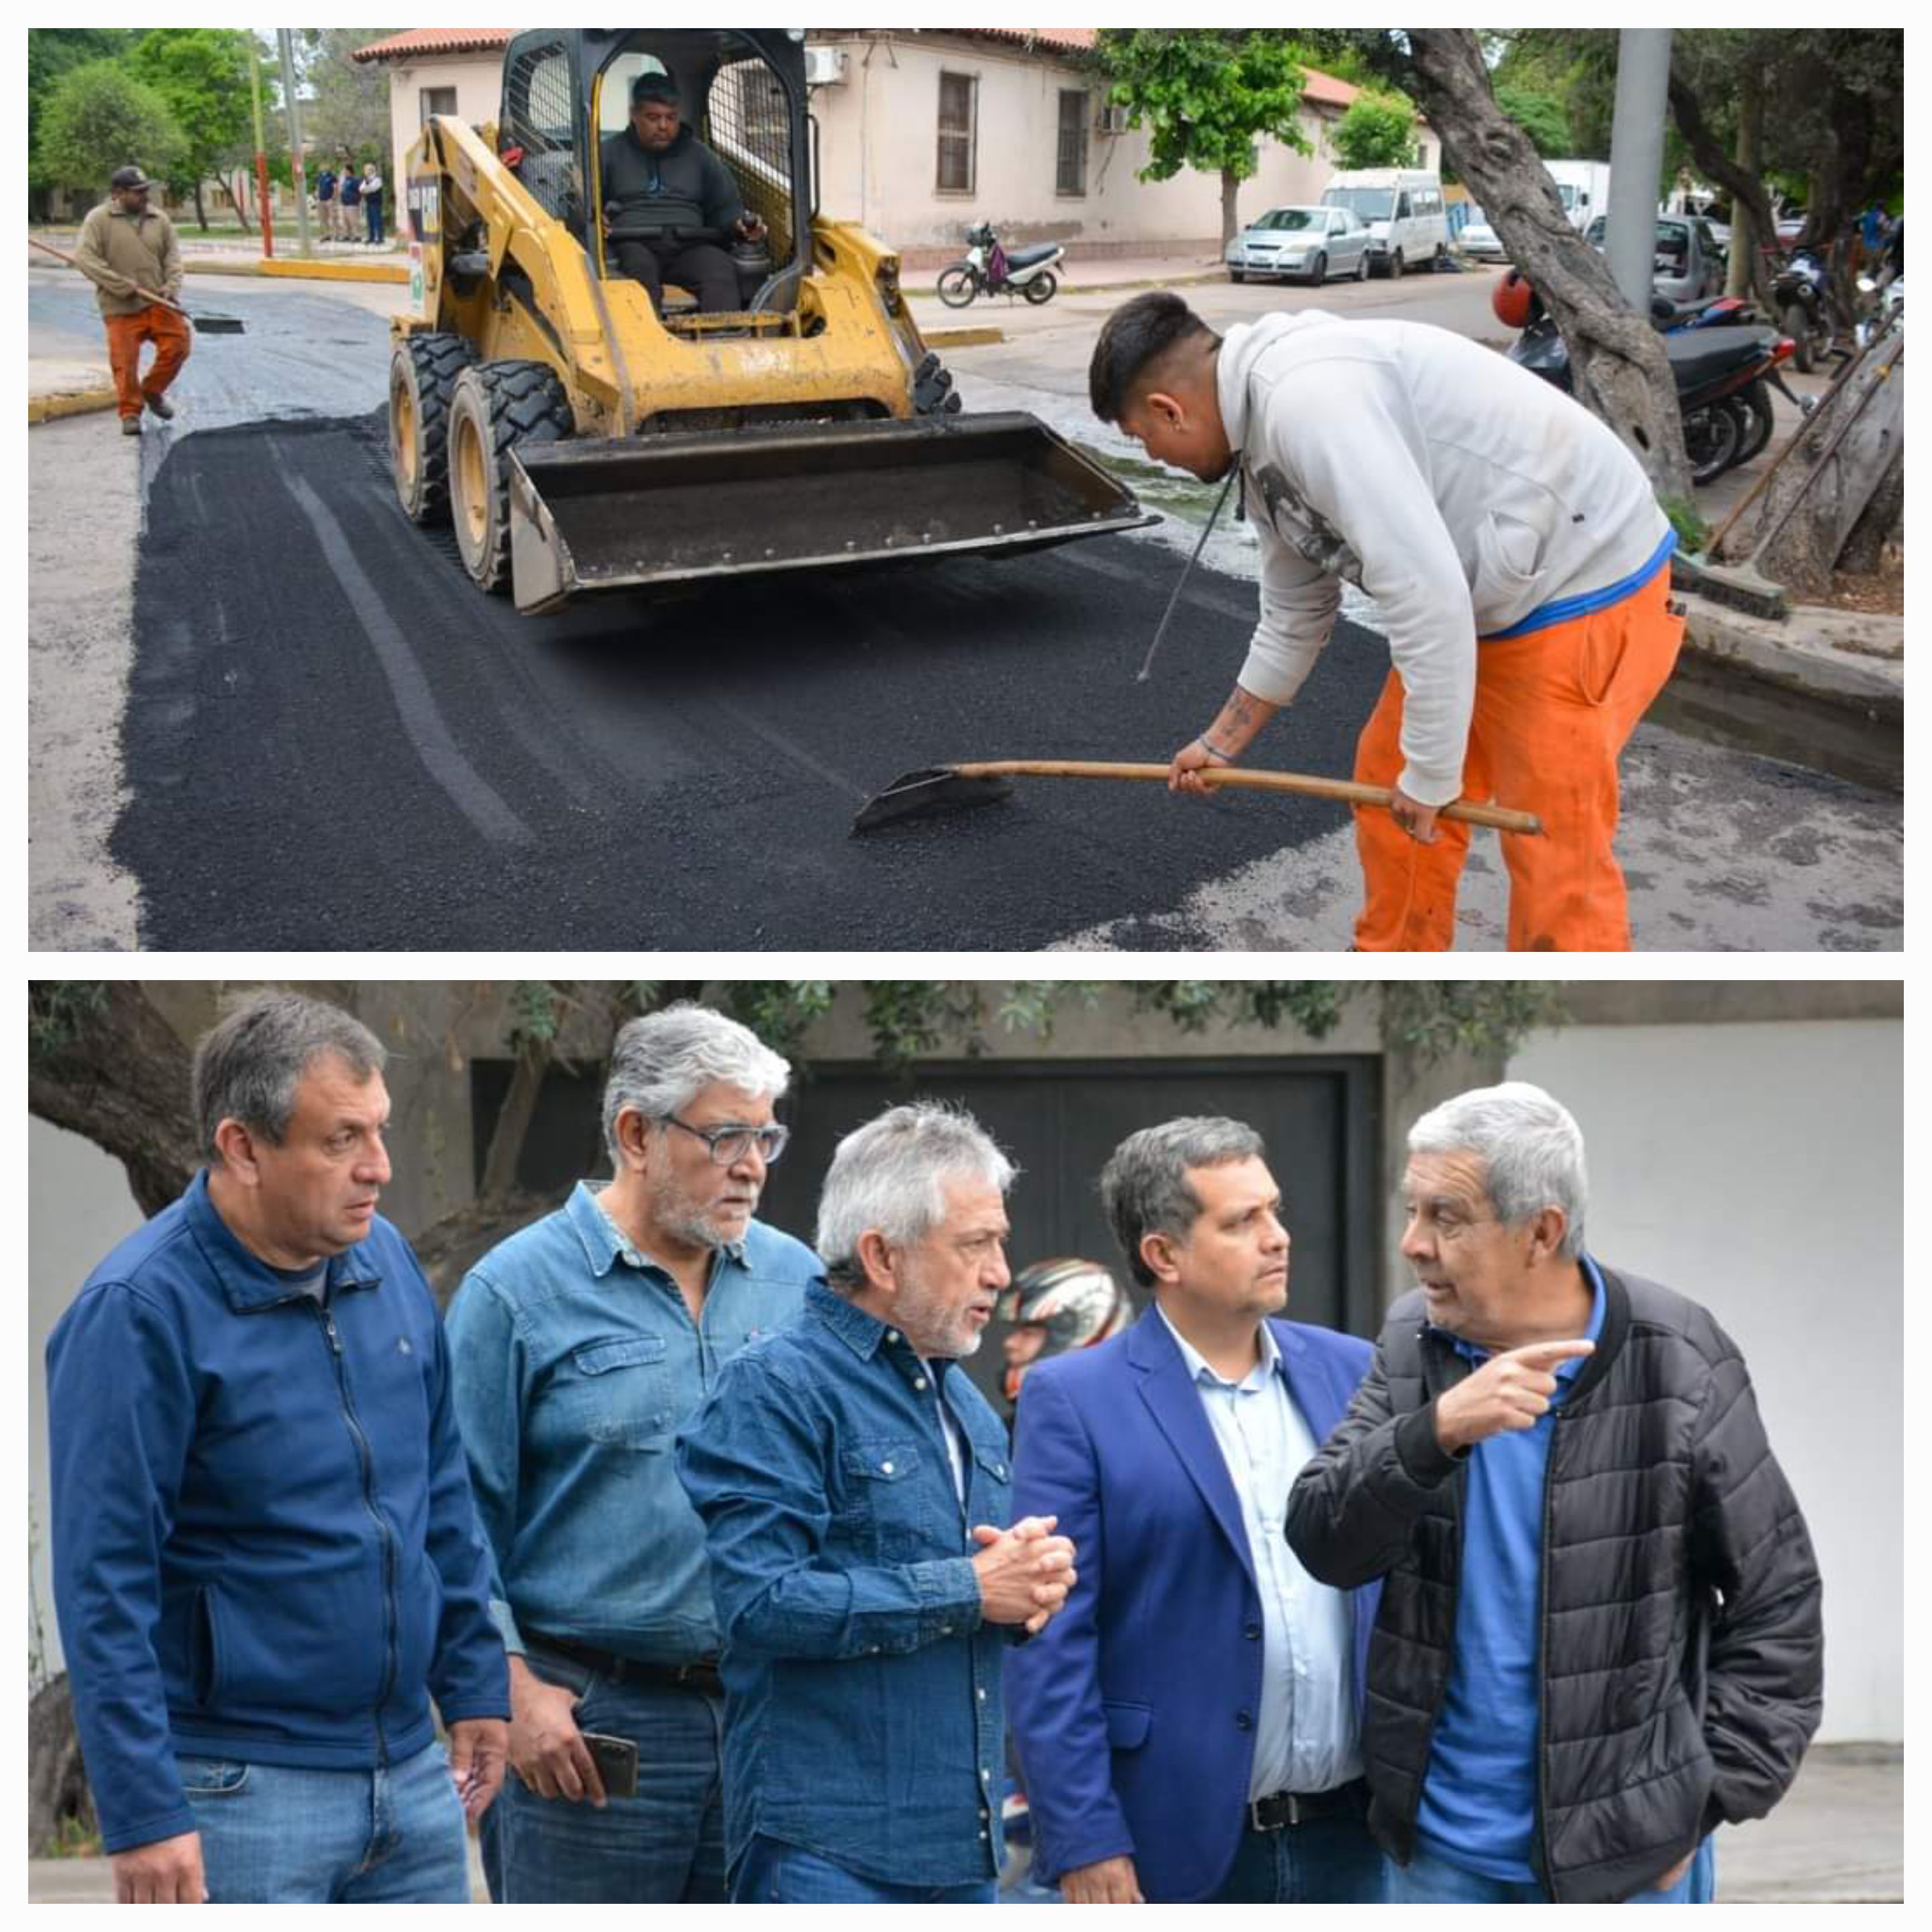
[1022,270,1057,305]
[937,266,979,309]
[1684,402,1743,486]
[1732,383,1775,465]
[1780,301,1817,373]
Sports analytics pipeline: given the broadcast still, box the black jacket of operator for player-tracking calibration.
[1285,1265,1824,1904]
[599,123,745,235]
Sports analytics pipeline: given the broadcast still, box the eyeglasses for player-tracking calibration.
[662,1115,790,1167]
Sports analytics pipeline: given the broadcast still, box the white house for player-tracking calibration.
[350,27,1440,265]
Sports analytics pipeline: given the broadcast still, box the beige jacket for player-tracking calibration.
[72,201,182,317]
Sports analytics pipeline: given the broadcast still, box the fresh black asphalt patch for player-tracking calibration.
[113,411,1393,950]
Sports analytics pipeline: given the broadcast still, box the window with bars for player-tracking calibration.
[420,86,458,125]
[936,72,976,195]
[1056,89,1088,196]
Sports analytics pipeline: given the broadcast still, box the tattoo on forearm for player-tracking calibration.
[1201,686,1275,757]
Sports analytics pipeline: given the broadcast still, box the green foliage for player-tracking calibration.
[129,28,254,201]
[1493,83,1572,160]
[1097,29,1311,188]
[298,28,401,159]
[1331,93,1417,172]
[505,980,564,1057]
[27,29,141,160]
[1378,983,1565,1065]
[32,60,185,195]
[1659,493,1709,557]
[722,983,837,1066]
[28,983,109,1061]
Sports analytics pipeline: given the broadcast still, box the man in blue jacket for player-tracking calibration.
[46,991,510,1904]
[1007,1117,1382,1903]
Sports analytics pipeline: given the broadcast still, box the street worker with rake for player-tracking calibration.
[72,165,191,437]
[1090,292,1685,951]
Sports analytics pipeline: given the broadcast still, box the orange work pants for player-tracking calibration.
[1352,565,1684,953]
[103,303,192,420]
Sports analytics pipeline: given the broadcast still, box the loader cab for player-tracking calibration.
[498,28,812,329]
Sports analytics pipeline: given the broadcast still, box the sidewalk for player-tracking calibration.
[22,1743,1903,1902]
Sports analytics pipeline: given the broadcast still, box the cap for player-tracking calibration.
[110,166,153,191]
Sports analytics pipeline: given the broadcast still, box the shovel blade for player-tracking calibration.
[851,767,1014,835]
[188,314,245,334]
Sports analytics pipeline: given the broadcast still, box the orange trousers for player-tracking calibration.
[1352,565,1684,952]
[104,304,192,419]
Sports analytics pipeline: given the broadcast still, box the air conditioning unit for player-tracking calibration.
[804,46,847,87]
[1095,102,1130,135]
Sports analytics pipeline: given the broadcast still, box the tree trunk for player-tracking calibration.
[1835,445,1903,575]
[193,180,207,231]
[1402,28,1693,501]
[28,1675,96,1858]
[476,1040,552,1202]
[1220,169,1240,254]
[1668,66,1778,307]
[28,985,199,1216]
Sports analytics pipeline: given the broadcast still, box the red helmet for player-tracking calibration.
[1493,268,1540,331]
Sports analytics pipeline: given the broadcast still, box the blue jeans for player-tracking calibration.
[479,1645,725,1902]
[1387,1836,1717,1904]
[177,1739,468,1902]
[1208,1790,1387,1903]
[365,197,384,244]
[734,1835,1000,1904]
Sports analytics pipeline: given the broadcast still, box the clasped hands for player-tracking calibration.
[970,1513,1077,1633]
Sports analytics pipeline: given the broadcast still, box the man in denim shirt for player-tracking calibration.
[678,1103,1079,1903]
[445,1005,820,1902]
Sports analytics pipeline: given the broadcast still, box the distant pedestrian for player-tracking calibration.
[337,156,362,240]
[362,160,386,245]
[313,162,338,242]
[70,164,190,436]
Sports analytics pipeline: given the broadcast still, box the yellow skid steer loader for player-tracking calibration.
[388,29,1152,614]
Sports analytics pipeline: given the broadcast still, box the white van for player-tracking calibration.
[1543,159,1612,233]
[1319,168,1448,278]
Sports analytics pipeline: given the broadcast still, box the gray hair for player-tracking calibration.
[193,991,387,1161]
[601,1003,791,1164]
[1100,1117,1265,1289]
[816,1102,1016,1292]
[1407,1081,1588,1258]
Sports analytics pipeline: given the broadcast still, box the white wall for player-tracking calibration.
[1509,1020,1901,1743]
[28,1120,146,1683]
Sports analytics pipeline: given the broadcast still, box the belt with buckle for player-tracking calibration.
[527,1631,723,1697]
[1248,1778,1366,1832]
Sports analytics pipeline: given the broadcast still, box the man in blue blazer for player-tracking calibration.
[1007,1118,1382,1904]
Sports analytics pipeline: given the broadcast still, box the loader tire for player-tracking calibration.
[445,360,574,595]
[389,332,477,525]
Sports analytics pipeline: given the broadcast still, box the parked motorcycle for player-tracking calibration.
[1652,291,1759,332]
[1771,246,1833,373]
[1495,272,1799,485]
[937,223,1063,307]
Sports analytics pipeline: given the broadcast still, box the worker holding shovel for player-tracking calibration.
[1089,292,1685,953]
[71,165,191,437]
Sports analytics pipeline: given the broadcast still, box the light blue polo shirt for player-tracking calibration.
[1413,1256,1608,1881]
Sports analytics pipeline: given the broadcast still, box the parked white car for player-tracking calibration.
[1457,205,1505,261]
[1225,205,1373,285]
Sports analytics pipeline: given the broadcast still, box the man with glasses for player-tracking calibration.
[445,1004,820,1903]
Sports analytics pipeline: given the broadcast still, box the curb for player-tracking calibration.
[907,267,1226,304]
[925,325,1004,349]
[191,256,409,285]
[1676,590,1903,718]
[29,386,118,425]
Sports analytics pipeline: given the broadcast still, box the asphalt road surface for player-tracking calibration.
[30,271,1903,951]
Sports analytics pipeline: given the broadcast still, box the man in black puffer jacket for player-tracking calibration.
[599,72,765,315]
[1287,1082,1821,1904]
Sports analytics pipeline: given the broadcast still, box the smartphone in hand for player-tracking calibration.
[582,1731,639,1801]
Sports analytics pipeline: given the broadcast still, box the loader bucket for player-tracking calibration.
[504,411,1157,614]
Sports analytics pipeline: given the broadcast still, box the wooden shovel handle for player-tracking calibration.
[30,235,186,319]
[953,759,1544,835]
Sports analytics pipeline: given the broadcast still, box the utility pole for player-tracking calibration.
[248,36,274,256]
[1605,29,1672,310]
[277,30,313,257]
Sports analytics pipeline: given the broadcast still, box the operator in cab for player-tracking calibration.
[600,72,765,315]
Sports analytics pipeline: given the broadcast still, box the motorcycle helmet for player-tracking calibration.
[998,1257,1130,1371]
[1493,266,1540,331]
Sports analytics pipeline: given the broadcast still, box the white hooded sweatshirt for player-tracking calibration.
[1216,311,1670,806]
